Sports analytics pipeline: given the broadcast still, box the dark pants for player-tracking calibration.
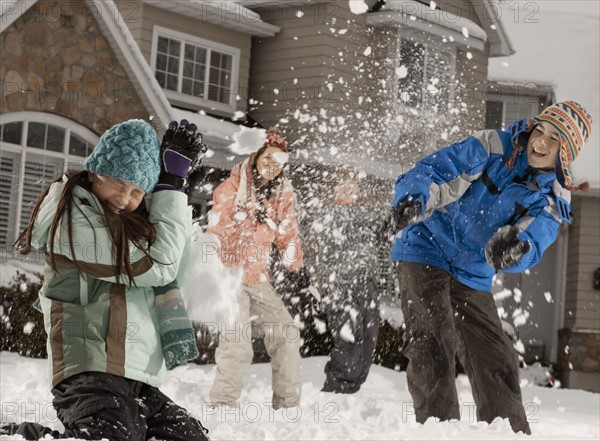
[322,277,380,394]
[397,262,531,434]
[2,372,209,441]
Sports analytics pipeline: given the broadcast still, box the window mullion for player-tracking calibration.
[64,128,73,170]
[177,40,184,94]
[64,128,70,156]
[205,48,212,101]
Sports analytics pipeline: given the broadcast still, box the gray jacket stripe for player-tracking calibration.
[515,215,536,233]
[424,172,482,219]
[543,196,562,223]
[472,130,505,155]
[553,179,572,203]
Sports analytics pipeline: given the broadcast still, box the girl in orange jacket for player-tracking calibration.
[207,128,319,409]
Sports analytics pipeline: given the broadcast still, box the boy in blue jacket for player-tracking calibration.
[390,101,592,434]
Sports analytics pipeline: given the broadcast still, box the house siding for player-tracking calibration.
[250,1,369,140]
[559,195,600,392]
[249,0,489,167]
[566,196,600,330]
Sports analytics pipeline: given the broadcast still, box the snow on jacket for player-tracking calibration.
[207,160,304,285]
[31,178,192,387]
[391,119,571,292]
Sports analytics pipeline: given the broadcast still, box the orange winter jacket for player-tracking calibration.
[207,160,304,285]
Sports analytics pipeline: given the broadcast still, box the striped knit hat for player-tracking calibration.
[532,101,592,189]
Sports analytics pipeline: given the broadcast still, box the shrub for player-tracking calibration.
[0,272,47,358]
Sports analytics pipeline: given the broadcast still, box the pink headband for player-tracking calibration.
[266,132,288,152]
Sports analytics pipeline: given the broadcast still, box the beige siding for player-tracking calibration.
[117,1,252,117]
[250,0,371,140]
[566,196,600,330]
[250,0,490,168]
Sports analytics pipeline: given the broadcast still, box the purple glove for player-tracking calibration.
[155,120,207,193]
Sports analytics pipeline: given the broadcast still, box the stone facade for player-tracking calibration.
[0,0,149,135]
[557,328,600,392]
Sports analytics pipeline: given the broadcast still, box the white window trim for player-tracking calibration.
[0,111,99,247]
[150,26,241,114]
[365,1,487,52]
[393,29,457,118]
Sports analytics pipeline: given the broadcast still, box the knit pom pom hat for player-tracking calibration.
[532,101,592,190]
[83,119,161,193]
[265,127,288,153]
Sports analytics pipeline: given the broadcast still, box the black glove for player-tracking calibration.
[392,197,422,233]
[155,120,208,193]
[485,225,531,271]
[288,268,321,315]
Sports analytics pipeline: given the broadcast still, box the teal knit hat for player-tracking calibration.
[84,119,160,193]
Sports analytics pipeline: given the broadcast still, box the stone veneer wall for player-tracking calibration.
[557,329,600,392]
[1,0,149,134]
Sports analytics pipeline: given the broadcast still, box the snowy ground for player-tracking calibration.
[1,352,598,440]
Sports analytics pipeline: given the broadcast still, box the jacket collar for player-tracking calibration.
[514,151,557,189]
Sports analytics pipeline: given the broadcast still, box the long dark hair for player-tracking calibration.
[14,170,159,285]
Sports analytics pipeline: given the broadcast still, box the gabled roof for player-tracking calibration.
[0,0,37,32]
[471,0,514,57]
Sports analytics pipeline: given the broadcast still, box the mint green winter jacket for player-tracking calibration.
[31,178,192,387]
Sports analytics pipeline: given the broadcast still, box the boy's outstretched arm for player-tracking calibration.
[393,130,506,225]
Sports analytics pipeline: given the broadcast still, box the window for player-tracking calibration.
[152,27,240,113]
[0,112,98,249]
[396,35,455,113]
[486,100,538,130]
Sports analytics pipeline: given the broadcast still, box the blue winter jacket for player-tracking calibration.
[391,119,572,292]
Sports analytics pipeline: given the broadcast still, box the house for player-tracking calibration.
[0,0,276,259]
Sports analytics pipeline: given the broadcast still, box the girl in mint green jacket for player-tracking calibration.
[5,120,209,441]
